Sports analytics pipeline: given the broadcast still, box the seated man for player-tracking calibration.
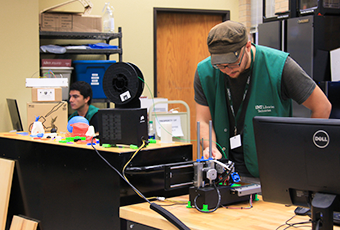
[68,81,99,132]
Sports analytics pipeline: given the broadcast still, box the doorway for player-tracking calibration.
[154,8,230,159]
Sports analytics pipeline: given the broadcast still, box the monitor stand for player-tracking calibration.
[311,193,337,230]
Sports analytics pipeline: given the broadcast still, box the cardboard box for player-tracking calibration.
[26,78,69,88]
[40,13,102,32]
[31,88,63,102]
[39,0,102,33]
[27,101,68,133]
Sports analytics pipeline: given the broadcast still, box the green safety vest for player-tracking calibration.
[69,104,99,122]
[197,44,292,177]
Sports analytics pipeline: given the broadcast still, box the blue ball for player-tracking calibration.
[67,116,89,133]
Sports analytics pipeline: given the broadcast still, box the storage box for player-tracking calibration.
[40,67,73,100]
[39,0,102,33]
[41,59,72,67]
[27,101,68,133]
[73,60,116,99]
[140,98,168,113]
[31,88,62,102]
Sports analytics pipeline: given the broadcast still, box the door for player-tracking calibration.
[155,9,229,159]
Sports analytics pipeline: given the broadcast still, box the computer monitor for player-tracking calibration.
[299,0,340,15]
[6,98,23,131]
[253,116,340,230]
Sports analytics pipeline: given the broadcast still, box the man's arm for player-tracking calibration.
[196,103,223,159]
[302,85,332,118]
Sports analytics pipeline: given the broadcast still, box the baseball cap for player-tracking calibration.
[207,20,248,65]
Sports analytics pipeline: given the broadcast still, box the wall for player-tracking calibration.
[0,1,39,132]
[0,0,238,132]
[1,0,290,132]
[39,0,239,97]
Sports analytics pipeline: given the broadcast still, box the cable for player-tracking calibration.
[90,137,151,204]
[275,214,311,230]
[211,159,233,171]
[193,183,221,213]
[121,141,146,199]
[90,137,190,230]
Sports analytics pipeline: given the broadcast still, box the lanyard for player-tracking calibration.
[225,49,254,136]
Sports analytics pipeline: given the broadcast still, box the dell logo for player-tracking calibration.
[313,130,330,149]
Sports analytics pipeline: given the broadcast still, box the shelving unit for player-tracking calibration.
[39,27,123,108]
[39,27,122,61]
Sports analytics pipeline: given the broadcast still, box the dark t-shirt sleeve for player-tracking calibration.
[281,56,316,104]
[194,69,208,106]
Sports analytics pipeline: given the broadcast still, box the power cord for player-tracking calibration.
[90,137,190,230]
[275,214,311,230]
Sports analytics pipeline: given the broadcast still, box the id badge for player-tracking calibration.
[230,134,242,149]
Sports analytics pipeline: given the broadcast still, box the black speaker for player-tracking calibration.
[98,108,148,146]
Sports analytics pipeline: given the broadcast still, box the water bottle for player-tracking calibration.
[148,121,155,140]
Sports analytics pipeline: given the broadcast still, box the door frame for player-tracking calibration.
[153,8,230,96]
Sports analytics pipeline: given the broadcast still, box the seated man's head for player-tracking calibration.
[69,81,93,111]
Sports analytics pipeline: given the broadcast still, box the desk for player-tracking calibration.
[0,133,192,230]
[120,195,340,230]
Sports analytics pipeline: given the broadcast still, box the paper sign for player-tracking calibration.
[155,115,184,137]
[330,47,340,81]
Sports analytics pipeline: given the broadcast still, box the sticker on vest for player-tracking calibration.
[255,104,275,113]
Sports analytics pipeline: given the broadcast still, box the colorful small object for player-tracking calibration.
[202,204,209,212]
[148,139,157,144]
[129,144,138,149]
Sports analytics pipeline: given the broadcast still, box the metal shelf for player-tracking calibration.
[40,48,122,56]
[39,30,122,43]
[39,27,122,61]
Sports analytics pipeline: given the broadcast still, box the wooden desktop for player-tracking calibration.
[120,195,340,230]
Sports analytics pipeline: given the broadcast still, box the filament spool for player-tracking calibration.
[102,62,144,107]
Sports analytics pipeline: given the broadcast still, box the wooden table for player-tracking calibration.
[120,195,340,230]
[0,132,192,230]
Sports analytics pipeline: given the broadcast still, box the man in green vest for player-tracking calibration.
[194,20,331,181]
[69,81,99,132]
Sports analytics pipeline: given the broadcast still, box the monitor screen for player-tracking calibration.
[253,116,340,228]
[6,98,23,131]
[300,0,318,10]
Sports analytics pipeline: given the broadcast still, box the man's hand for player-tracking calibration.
[203,146,222,159]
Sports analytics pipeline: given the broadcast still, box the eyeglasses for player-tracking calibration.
[213,47,245,70]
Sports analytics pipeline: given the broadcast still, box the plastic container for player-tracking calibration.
[40,67,73,100]
[31,116,45,135]
[73,60,116,99]
[148,120,155,140]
